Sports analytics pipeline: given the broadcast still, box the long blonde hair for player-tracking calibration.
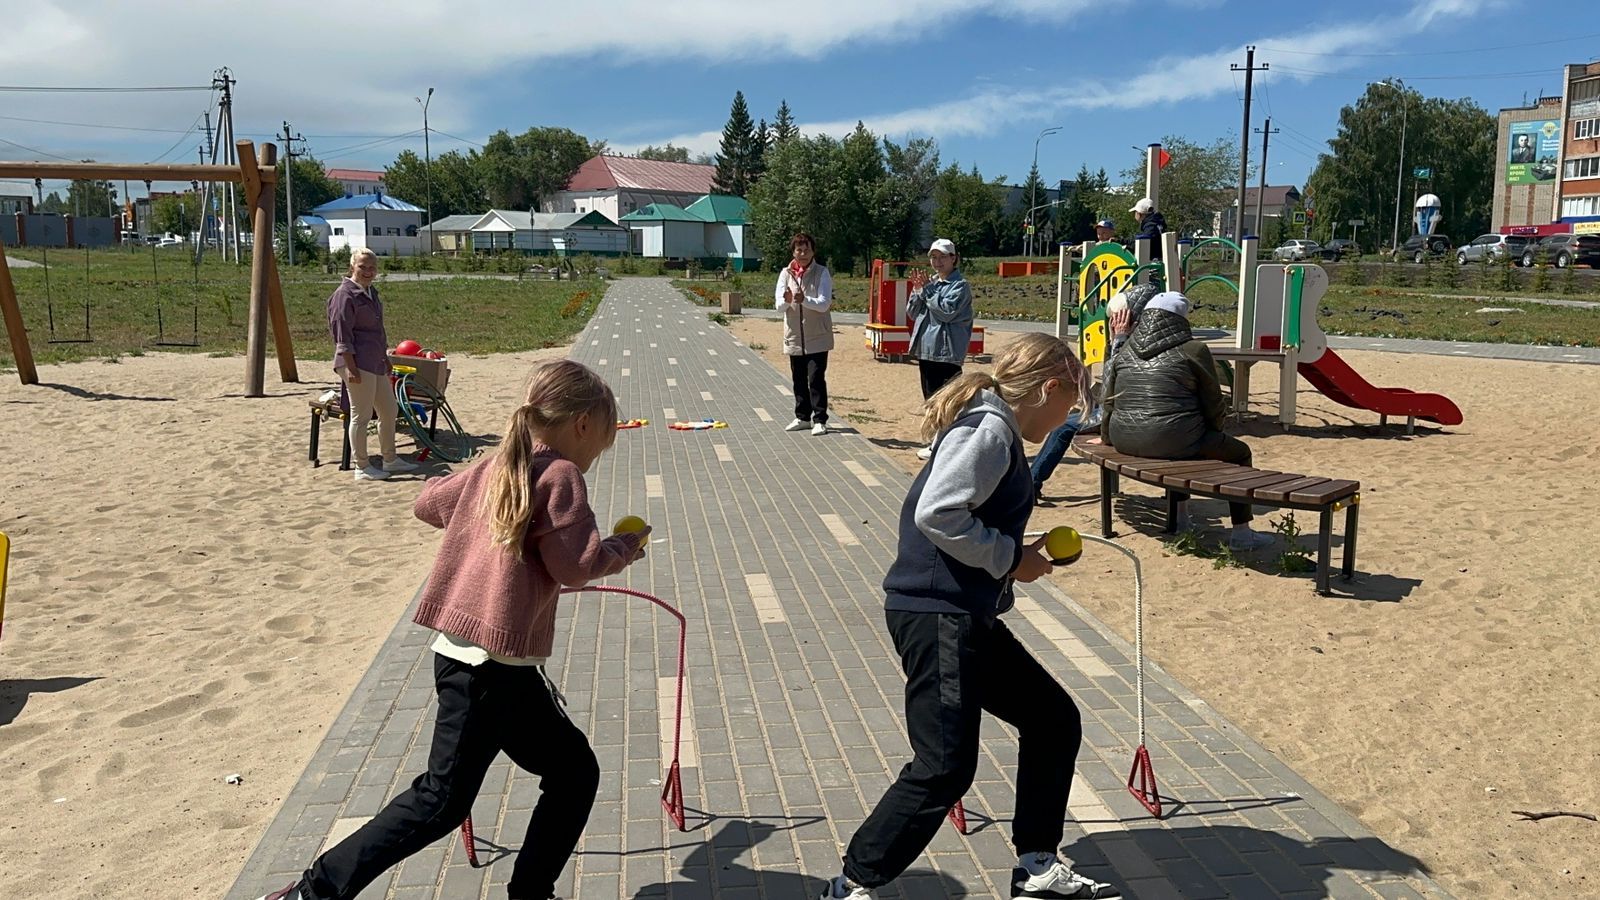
[482,359,619,557]
[920,332,1089,442]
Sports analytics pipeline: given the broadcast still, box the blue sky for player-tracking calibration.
[1,0,1593,204]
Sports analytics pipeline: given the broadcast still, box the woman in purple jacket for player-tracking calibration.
[327,248,416,481]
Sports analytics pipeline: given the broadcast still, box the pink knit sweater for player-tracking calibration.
[411,446,635,658]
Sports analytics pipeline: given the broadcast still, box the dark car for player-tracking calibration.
[1392,234,1452,263]
[1319,239,1360,261]
[1518,233,1600,269]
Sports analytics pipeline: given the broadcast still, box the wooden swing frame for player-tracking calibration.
[0,140,298,394]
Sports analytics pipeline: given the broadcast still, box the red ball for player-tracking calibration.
[395,340,423,356]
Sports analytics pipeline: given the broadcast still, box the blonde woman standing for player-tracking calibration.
[326,248,415,481]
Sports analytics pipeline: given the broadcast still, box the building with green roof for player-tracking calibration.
[620,194,760,270]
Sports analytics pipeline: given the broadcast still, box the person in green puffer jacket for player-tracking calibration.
[1101,291,1273,550]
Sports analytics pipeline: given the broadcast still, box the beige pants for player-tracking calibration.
[341,367,397,465]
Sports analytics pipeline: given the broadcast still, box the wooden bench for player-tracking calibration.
[308,394,353,470]
[1072,436,1360,594]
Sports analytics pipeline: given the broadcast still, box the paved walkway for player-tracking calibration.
[229,278,1450,899]
[741,307,1600,366]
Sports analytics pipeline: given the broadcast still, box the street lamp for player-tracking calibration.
[1371,80,1408,252]
[1028,126,1062,257]
[415,87,434,246]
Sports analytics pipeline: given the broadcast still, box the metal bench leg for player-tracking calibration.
[1317,508,1333,594]
[1342,501,1359,581]
[1164,491,1180,534]
[339,383,353,471]
[309,409,321,466]
[1099,467,1116,537]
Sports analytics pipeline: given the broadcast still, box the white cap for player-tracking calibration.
[1130,197,1154,214]
[1145,291,1190,319]
[928,238,957,256]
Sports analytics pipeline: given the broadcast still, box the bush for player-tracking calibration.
[1379,260,1410,287]
[1529,262,1553,293]
[1426,254,1458,290]
[1560,262,1582,296]
[1338,261,1366,287]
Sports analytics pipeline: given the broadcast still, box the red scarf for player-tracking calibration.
[788,259,809,282]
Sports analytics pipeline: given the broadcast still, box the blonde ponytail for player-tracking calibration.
[920,332,1088,442]
[481,360,617,558]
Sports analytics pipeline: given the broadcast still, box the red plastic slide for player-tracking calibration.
[1298,348,1463,425]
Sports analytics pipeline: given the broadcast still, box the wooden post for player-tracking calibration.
[0,235,39,385]
[266,253,298,384]
[239,141,277,397]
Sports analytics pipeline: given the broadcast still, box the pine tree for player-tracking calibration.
[713,91,758,196]
[751,119,770,185]
[772,100,798,145]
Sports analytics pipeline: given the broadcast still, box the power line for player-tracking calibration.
[430,129,483,148]
[1260,31,1600,58]
[315,130,424,161]
[0,136,78,161]
[0,84,211,92]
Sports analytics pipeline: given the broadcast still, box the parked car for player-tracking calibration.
[1456,233,1533,265]
[1518,233,1600,268]
[1391,234,1452,263]
[156,236,185,248]
[1272,239,1321,261]
[1319,239,1360,261]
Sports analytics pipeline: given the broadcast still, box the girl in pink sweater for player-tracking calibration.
[260,359,650,900]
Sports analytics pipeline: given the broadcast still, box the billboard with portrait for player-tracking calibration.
[1506,120,1559,184]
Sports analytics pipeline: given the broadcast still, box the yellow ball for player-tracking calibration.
[613,515,648,535]
[1046,526,1083,565]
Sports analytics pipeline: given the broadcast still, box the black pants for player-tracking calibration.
[789,351,829,423]
[844,611,1083,888]
[302,655,599,900]
[918,360,963,400]
[1178,430,1255,525]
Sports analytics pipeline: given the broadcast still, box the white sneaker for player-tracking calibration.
[785,418,809,432]
[1012,854,1120,898]
[916,445,933,460]
[818,875,871,898]
[811,421,827,436]
[354,465,391,481]
[1228,528,1275,551]
[382,457,419,473]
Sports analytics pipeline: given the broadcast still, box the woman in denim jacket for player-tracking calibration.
[908,238,974,459]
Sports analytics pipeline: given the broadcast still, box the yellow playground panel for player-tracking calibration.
[1077,241,1137,366]
[0,531,10,643]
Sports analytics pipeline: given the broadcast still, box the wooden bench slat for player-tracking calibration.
[1250,476,1334,503]
[1289,478,1360,505]
[1150,462,1245,489]
[1218,472,1313,499]
[1185,467,1291,491]
[1118,459,1227,477]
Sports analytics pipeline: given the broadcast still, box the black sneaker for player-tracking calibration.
[1011,856,1119,898]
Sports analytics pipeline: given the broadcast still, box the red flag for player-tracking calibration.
[1157,148,1172,170]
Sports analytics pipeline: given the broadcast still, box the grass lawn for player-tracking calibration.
[677,262,1600,347]
[1,247,603,371]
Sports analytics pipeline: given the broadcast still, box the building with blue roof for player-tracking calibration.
[311,191,424,256]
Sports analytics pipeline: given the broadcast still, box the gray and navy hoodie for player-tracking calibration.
[883,390,1034,621]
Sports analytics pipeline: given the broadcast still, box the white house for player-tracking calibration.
[620,194,761,270]
[548,155,715,221]
[418,214,481,253]
[468,209,629,255]
[326,168,386,197]
[294,214,332,250]
[311,192,424,256]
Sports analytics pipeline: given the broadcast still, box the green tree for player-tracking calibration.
[827,122,888,271]
[38,191,67,215]
[151,192,201,235]
[752,119,770,184]
[1120,134,1236,238]
[383,149,484,220]
[932,163,1007,257]
[278,154,342,226]
[1305,81,1494,250]
[67,176,117,218]
[747,133,841,264]
[637,143,692,162]
[712,91,760,196]
[772,100,798,145]
[1058,164,1099,245]
[1019,162,1053,253]
[878,136,940,261]
[475,126,604,210]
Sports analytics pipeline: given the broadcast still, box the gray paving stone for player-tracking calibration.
[226,279,1449,899]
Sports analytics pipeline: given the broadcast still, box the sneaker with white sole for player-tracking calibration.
[1011,855,1119,898]
[382,457,419,473]
[818,874,871,898]
[811,422,827,436]
[916,445,933,460]
[257,882,309,900]
[785,418,809,432]
[354,465,391,481]
[1228,528,1275,551]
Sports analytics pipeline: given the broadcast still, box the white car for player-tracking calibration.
[1272,240,1321,261]
[156,236,185,248]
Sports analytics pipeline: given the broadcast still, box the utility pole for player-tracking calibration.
[1230,46,1268,240]
[416,87,435,248]
[1252,117,1278,241]
[213,67,240,263]
[281,121,305,265]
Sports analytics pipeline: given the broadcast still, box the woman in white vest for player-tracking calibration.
[776,232,835,436]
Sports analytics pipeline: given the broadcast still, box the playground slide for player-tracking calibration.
[1298,348,1463,426]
